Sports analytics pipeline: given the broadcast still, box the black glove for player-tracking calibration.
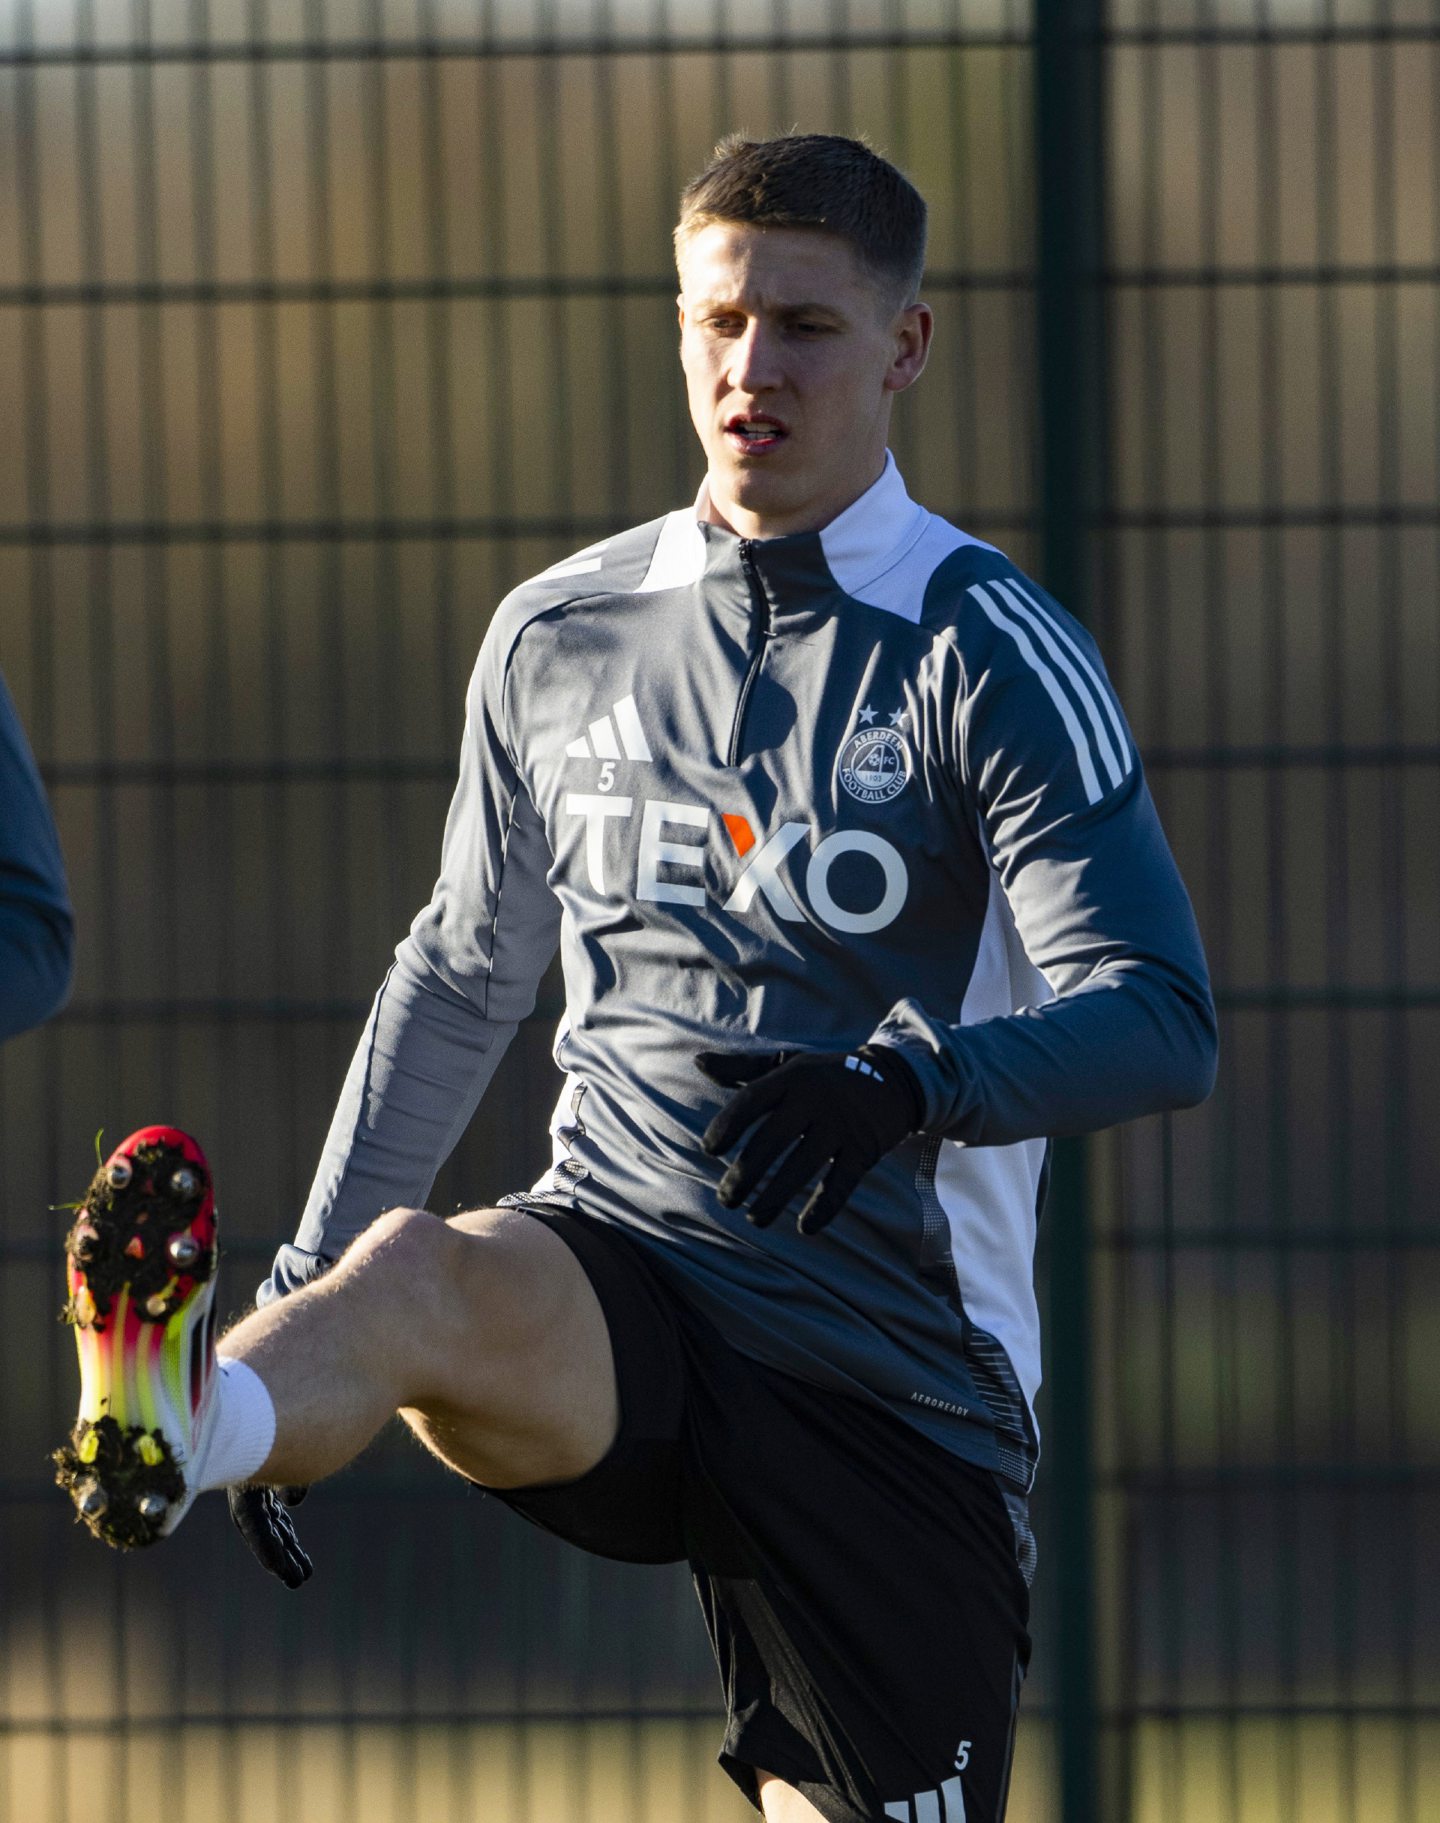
[227,1482,314,1588]
[697,1044,924,1234]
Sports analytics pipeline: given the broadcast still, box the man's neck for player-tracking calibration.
[698,454,890,541]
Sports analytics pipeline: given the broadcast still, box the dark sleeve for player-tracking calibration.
[0,669,74,1042]
[871,570,1217,1145]
[258,620,561,1304]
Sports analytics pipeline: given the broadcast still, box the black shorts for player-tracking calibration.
[487,1205,1033,1823]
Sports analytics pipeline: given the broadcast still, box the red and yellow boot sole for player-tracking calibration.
[54,1126,219,1548]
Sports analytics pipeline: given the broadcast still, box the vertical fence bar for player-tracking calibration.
[11,2,72,1818]
[1034,2,1106,1819]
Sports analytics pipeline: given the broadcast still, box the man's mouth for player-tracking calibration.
[724,414,789,455]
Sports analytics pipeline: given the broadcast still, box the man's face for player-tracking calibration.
[676,221,932,539]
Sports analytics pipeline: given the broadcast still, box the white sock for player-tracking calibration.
[194,1357,278,1493]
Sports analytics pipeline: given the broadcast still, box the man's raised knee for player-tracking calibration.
[335,1204,438,1276]
[327,1206,464,1344]
[336,1205,589,1372]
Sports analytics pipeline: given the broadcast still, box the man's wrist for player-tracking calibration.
[855,1044,925,1132]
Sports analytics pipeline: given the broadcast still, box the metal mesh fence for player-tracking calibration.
[0,2,1434,1819]
[1098,8,1439,1820]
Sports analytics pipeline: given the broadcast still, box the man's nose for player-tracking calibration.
[725,322,783,393]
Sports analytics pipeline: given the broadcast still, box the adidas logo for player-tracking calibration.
[883,1773,966,1821]
[565,693,653,763]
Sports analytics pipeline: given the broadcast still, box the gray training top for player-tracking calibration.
[261,455,1217,1489]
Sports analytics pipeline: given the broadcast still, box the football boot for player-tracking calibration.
[54,1126,219,1548]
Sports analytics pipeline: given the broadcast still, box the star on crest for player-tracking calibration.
[857,704,878,725]
[889,707,909,729]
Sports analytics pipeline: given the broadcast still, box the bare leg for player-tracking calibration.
[756,1772,829,1821]
[221,1205,619,1490]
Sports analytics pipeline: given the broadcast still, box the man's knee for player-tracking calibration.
[336,1205,545,1334]
[330,1205,450,1319]
[334,1204,608,1407]
[336,1204,433,1270]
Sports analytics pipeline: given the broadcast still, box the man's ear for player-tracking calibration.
[885,301,934,395]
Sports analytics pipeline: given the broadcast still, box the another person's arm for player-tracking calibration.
[0,669,74,1041]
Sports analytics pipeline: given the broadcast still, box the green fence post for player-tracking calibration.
[1034,3,1107,1821]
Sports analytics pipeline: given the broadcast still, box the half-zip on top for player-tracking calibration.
[726,540,772,766]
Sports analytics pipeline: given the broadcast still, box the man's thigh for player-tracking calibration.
[398,1205,620,1491]
[465,1205,690,1565]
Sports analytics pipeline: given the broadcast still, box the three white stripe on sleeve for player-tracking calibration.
[966,579,1132,806]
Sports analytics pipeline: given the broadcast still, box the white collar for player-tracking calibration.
[692,451,929,595]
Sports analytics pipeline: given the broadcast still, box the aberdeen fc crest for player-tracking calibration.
[838,725,911,805]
